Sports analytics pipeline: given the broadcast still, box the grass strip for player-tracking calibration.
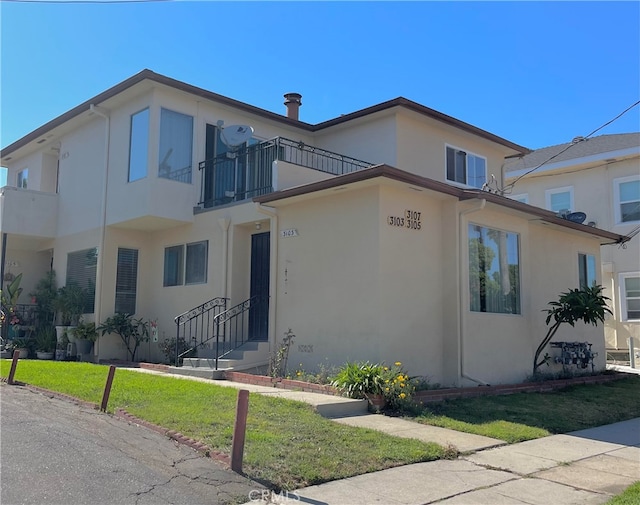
[411,376,640,443]
[1,360,443,490]
[605,481,640,505]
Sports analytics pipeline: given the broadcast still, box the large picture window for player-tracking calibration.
[469,224,521,314]
[66,248,98,313]
[115,248,139,314]
[159,108,193,183]
[128,108,149,182]
[446,146,486,189]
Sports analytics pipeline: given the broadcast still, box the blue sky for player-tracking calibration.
[1,1,639,185]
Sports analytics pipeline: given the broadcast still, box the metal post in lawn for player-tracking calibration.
[7,350,20,385]
[231,389,249,473]
[100,365,116,412]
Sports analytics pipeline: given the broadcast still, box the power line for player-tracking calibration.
[501,100,640,195]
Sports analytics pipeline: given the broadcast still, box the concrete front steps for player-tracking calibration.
[167,340,270,380]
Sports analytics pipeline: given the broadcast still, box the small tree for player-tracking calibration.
[533,285,611,375]
[97,313,149,362]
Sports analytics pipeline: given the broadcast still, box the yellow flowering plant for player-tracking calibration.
[380,361,416,410]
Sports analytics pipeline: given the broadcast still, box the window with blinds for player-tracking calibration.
[66,248,98,313]
[115,248,139,314]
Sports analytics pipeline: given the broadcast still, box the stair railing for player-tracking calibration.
[212,294,269,369]
[174,297,228,365]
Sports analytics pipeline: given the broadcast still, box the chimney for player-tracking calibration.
[284,92,302,120]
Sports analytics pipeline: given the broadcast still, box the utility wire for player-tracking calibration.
[502,100,640,195]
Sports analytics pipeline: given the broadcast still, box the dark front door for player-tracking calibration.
[248,232,270,341]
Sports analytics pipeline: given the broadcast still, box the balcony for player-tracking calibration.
[198,137,373,209]
[0,187,58,238]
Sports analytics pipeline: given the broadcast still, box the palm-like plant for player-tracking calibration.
[533,285,611,374]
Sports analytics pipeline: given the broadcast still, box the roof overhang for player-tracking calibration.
[254,164,627,246]
[506,146,640,180]
[2,70,530,162]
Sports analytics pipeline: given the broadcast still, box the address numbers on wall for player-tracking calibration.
[387,210,422,230]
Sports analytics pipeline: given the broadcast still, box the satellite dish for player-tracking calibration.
[565,212,587,224]
[220,125,254,149]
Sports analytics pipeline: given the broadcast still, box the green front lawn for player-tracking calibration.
[1,360,443,490]
[411,376,640,443]
[605,481,640,505]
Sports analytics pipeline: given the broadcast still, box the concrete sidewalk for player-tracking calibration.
[263,418,639,505]
[127,368,639,505]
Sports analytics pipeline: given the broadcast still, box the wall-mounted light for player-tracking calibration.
[255,222,262,230]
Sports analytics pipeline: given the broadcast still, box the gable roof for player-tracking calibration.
[254,164,627,245]
[1,69,529,160]
[505,133,640,174]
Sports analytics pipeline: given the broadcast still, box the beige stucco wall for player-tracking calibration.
[506,156,639,350]
[269,183,607,386]
[395,111,512,186]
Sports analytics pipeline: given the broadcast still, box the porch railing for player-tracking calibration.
[174,297,228,365]
[211,294,269,370]
[198,137,373,209]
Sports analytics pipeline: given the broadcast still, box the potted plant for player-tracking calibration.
[53,284,86,342]
[55,332,69,361]
[35,326,56,359]
[13,337,32,359]
[71,319,98,358]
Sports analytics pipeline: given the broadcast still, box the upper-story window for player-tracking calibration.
[17,168,28,188]
[159,108,193,184]
[614,175,640,224]
[128,108,149,182]
[545,186,573,213]
[446,146,486,189]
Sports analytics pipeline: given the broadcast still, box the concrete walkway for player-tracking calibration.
[261,418,639,505]
[126,368,639,505]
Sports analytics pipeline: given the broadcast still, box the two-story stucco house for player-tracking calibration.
[505,133,640,358]
[0,70,626,386]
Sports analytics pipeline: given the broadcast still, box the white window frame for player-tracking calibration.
[613,175,640,224]
[545,186,574,213]
[510,193,528,204]
[445,144,487,189]
[619,272,640,322]
[17,168,28,189]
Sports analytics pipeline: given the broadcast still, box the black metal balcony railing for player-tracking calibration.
[198,137,373,209]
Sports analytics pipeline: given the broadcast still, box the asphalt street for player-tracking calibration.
[0,383,265,505]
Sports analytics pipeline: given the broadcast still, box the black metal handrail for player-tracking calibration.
[174,297,228,365]
[212,294,269,370]
[198,137,373,208]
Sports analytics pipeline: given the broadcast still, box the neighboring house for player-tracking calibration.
[505,134,640,355]
[0,70,626,386]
